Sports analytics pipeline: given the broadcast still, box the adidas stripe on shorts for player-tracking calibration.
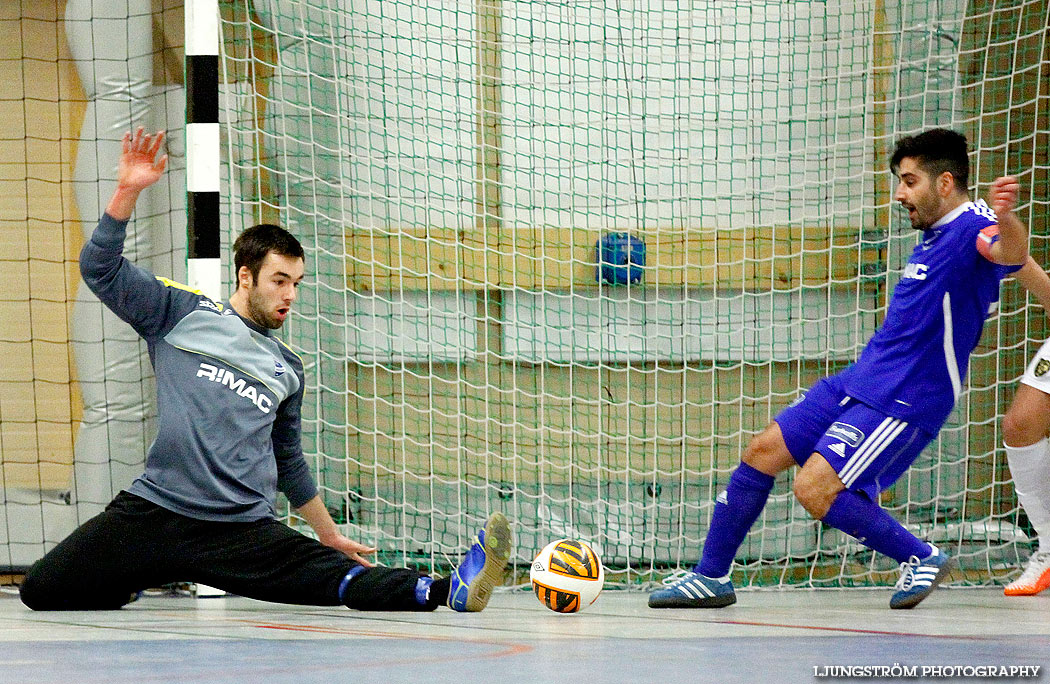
[775,375,934,500]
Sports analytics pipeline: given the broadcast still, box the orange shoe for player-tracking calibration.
[1005,551,1050,596]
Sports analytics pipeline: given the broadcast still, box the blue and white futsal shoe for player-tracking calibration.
[648,571,737,608]
[447,512,512,612]
[889,545,955,609]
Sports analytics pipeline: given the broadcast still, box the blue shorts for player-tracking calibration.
[774,375,934,500]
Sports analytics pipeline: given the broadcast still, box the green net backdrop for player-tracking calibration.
[215,0,1050,588]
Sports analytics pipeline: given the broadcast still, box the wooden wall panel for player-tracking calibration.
[0,2,84,489]
[347,225,875,292]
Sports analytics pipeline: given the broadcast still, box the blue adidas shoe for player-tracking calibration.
[889,545,954,609]
[447,512,512,612]
[648,571,736,608]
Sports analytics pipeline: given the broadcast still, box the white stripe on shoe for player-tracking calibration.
[694,580,714,598]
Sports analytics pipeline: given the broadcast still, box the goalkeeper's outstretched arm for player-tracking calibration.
[105,128,168,220]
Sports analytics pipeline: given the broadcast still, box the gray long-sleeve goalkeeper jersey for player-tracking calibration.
[80,213,317,521]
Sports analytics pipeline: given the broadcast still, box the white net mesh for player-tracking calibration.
[2,1,1046,589]
[213,0,1050,588]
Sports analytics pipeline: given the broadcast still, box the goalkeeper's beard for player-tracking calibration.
[246,285,288,330]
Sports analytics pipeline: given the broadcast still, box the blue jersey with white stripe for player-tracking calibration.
[838,200,1019,433]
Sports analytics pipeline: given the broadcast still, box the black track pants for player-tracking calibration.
[19,491,433,612]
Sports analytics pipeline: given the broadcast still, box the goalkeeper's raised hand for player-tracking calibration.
[106,127,169,220]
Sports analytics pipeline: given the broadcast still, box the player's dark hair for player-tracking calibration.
[890,128,969,193]
[233,224,304,283]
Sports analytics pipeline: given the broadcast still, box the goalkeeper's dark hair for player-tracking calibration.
[890,128,969,193]
[233,224,304,283]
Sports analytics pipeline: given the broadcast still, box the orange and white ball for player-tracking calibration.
[530,539,604,613]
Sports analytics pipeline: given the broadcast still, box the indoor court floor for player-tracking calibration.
[0,587,1045,683]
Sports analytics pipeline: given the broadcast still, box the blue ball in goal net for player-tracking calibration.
[595,232,645,285]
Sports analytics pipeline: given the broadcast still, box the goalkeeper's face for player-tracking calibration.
[243,251,305,329]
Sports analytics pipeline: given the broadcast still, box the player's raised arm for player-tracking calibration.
[80,128,185,341]
[986,175,1028,266]
[106,127,169,220]
[1013,258,1050,314]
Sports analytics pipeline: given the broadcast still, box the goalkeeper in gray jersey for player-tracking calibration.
[19,128,510,613]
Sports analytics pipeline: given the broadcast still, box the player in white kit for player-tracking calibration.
[1000,269,1050,595]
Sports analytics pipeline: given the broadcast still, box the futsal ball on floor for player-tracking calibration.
[530,539,604,613]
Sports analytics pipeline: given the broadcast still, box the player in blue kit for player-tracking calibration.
[650,128,1040,609]
[20,128,511,612]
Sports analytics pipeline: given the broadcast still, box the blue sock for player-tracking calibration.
[414,576,435,606]
[337,565,368,603]
[822,490,931,563]
[696,462,775,578]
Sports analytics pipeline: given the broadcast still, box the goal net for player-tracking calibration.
[213,0,1049,588]
[2,1,1046,590]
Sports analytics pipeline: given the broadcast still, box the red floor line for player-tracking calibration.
[714,618,995,640]
[244,619,535,658]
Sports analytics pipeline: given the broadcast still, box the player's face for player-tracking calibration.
[893,157,945,231]
[243,252,304,330]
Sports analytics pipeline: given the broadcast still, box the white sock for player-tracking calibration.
[1006,438,1050,553]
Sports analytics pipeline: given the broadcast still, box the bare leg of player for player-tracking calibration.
[1002,383,1050,596]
